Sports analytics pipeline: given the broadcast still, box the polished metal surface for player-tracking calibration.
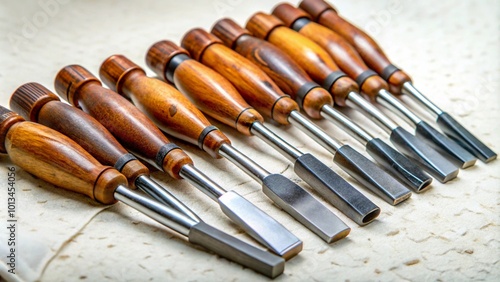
[188,222,285,278]
[346,92,399,133]
[114,185,197,237]
[217,190,302,259]
[218,143,269,183]
[321,104,373,146]
[179,164,226,201]
[402,82,443,117]
[376,89,422,126]
[261,174,351,243]
[288,110,342,153]
[135,175,201,222]
[250,121,303,162]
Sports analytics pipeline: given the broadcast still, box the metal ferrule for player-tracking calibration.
[179,164,226,201]
[114,185,198,237]
[320,105,373,146]
[218,143,270,184]
[288,110,343,154]
[376,89,423,126]
[250,121,303,162]
[402,82,443,118]
[346,92,399,133]
[135,175,201,222]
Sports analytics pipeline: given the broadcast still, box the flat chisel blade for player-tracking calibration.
[294,153,380,226]
[416,120,477,168]
[334,145,412,205]
[189,221,285,278]
[366,138,432,192]
[262,173,350,243]
[436,112,497,163]
[218,191,302,260]
[390,126,459,183]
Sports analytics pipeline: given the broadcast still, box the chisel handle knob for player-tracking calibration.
[54,65,192,179]
[299,0,412,94]
[0,106,127,204]
[9,82,149,188]
[146,40,261,136]
[100,54,230,158]
[211,18,333,119]
[181,28,298,125]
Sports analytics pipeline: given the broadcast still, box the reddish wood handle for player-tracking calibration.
[9,82,149,188]
[182,28,298,125]
[0,106,127,204]
[54,65,192,179]
[299,0,412,94]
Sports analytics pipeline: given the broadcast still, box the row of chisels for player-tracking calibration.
[1,0,495,278]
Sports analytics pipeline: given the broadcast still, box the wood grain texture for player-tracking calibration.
[299,0,412,94]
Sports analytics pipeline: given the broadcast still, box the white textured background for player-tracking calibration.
[0,0,499,281]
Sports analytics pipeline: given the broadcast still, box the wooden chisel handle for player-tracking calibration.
[181,28,298,125]
[100,54,230,158]
[54,65,192,179]
[299,0,412,94]
[10,82,149,188]
[0,105,127,204]
[211,18,333,119]
[246,12,358,106]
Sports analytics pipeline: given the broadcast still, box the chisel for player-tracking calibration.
[0,105,285,278]
[299,0,496,163]
[103,51,350,244]
[246,12,459,183]
[211,18,431,192]
[169,35,381,226]
[182,28,411,205]
[54,65,301,259]
[271,3,476,169]
[10,82,199,222]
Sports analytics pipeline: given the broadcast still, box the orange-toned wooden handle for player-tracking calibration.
[299,0,412,94]
[54,65,192,179]
[9,82,149,188]
[246,12,358,106]
[211,18,333,119]
[146,40,263,136]
[182,28,298,125]
[0,106,127,204]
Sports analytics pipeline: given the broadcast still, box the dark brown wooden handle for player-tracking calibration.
[245,12,358,106]
[212,18,333,119]
[54,65,193,179]
[299,0,412,94]
[146,40,262,136]
[182,28,298,125]
[9,82,149,188]
[0,106,127,204]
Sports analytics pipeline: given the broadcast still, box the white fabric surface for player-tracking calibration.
[0,0,498,281]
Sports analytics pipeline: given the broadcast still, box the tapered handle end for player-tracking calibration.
[146,40,190,81]
[272,3,311,28]
[181,28,222,61]
[10,83,60,122]
[245,12,284,40]
[54,65,101,106]
[99,54,145,94]
[211,18,251,49]
[298,0,337,21]
[0,106,24,154]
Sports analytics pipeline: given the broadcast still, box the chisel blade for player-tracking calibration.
[262,173,350,243]
[189,221,285,278]
[334,145,412,205]
[366,138,432,193]
[436,112,497,163]
[294,153,380,226]
[416,120,477,168]
[390,126,459,183]
[218,191,302,260]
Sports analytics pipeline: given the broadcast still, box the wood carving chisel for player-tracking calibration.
[245,12,459,183]
[54,65,300,258]
[102,51,349,244]
[182,28,411,205]
[211,18,431,193]
[299,0,496,163]
[10,82,199,222]
[0,105,285,278]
